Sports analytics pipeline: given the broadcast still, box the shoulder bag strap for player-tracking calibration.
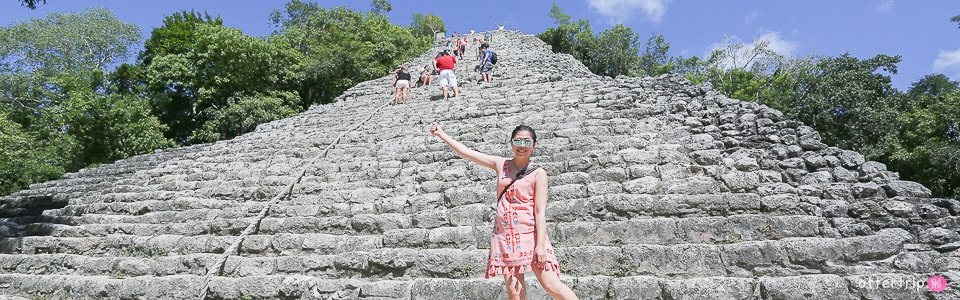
[497,164,542,201]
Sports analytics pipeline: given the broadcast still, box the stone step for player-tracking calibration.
[547,192,812,221]
[13,215,832,250]
[0,229,919,279]
[32,187,803,225]
[46,198,258,217]
[0,272,954,300]
[0,233,383,257]
[5,245,951,283]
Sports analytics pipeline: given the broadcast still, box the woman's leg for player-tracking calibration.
[503,272,527,300]
[402,87,409,104]
[392,86,400,105]
[532,265,577,300]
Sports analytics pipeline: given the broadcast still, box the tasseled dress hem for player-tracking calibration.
[484,261,561,279]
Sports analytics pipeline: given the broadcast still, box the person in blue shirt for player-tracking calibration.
[480,45,495,83]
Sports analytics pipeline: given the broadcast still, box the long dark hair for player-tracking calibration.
[510,125,537,145]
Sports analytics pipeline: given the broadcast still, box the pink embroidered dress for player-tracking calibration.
[485,160,562,279]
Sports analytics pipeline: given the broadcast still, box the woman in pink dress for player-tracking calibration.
[430,122,579,300]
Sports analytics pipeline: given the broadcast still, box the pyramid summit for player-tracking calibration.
[0,30,958,299]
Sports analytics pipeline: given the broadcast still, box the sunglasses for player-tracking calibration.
[511,138,534,147]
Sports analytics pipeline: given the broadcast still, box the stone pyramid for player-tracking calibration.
[1,30,958,299]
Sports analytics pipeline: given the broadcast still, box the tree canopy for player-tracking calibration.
[0,8,171,194]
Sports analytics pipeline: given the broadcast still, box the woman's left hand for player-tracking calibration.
[534,245,547,267]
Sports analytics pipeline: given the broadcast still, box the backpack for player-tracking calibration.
[489,51,498,64]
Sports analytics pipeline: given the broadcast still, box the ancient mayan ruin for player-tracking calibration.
[0,30,957,299]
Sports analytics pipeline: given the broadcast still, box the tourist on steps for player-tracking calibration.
[453,37,460,58]
[392,65,411,105]
[459,37,467,58]
[433,50,460,100]
[417,64,433,87]
[480,45,495,84]
[429,123,579,300]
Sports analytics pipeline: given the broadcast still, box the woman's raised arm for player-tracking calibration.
[429,122,503,171]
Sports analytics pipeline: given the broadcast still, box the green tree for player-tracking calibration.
[0,109,67,195]
[0,8,139,130]
[138,11,224,143]
[410,13,445,39]
[548,2,571,25]
[673,55,709,83]
[786,54,901,152]
[0,8,139,76]
[893,76,960,146]
[1,9,172,195]
[54,87,173,167]
[594,24,641,77]
[540,3,649,77]
[143,23,303,144]
[370,0,392,15]
[876,16,960,199]
[680,35,814,116]
[885,89,960,198]
[270,1,427,105]
[140,10,222,66]
[538,3,596,66]
[268,0,320,31]
[191,91,300,142]
[907,73,959,98]
[886,141,960,198]
[637,33,674,77]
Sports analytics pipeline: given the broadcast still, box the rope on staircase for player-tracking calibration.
[197,100,390,300]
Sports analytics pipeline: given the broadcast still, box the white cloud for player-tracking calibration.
[586,0,672,24]
[933,47,960,77]
[707,31,799,57]
[744,10,759,24]
[757,31,799,56]
[876,0,894,14]
[706,31,799,70]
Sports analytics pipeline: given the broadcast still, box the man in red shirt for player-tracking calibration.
[433,50,460,100]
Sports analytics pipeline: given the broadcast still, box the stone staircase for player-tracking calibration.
[1,30,958,299]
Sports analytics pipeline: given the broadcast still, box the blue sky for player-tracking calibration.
[1,0,958,90]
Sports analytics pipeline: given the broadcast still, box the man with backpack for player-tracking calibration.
[480,45,496,83]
